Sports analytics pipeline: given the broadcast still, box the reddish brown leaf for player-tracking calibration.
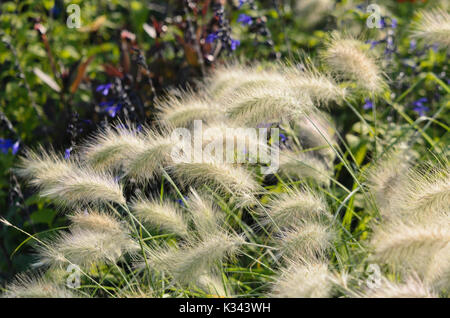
[70,55,95,94]
[103,64,124,78]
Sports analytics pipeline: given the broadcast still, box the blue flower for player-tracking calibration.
[386,36,394,47]
[50,5,62,18]
[206,32,219,43]
[237,14,253,26]
[12,141,19,155]
[230,38,240,51]
[106,104,122,117]
[96,83,112,96]
[279,133,287,143]
[409,39,417,50]
[363,99,374,110]
[100,101,122,118]
[412,98,429,116]
[175,197,188,207]
[65,147,72,159]
[238,0,246,9]
[413,98,427,107]
[0,139,19,155]
[366,40,379,49]
[99,101,115,107]
[413,105,429,116]
[391,18,397,29]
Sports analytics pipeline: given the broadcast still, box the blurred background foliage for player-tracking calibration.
[0,0,448,284]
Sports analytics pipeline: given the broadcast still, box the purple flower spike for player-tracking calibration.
[96,83,112,96]
[391,18,397,29]
[206,32,219,43]
[106,104,122,118]
[230,39,240,51]
[366,40,379,49]
[363,99,374,110]
[0,139,12,154]
[237,14,253,26]
[100,101,122,118]
[12,141,20,155]
[0,138,20,155]
[387,37,394,47]
[99,101,115,107]
[65,147,72,159]
[176,197,188,207]
[413,105,429,116]
[413,98,428,107]
[412,98,429,116]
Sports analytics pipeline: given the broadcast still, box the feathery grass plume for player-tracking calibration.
[284,61,346,106]
[321,33,385,94]
[389,161,450,222]
[360,276,436,298]
[15,147,74,189]
[411,8,450,48]
[270,260,332,298]
[17,147,125,207]
[0,217,12,227]
[370,221,450,279]
[276,223,334,261]
[2,272,77,298]
[278,148,332,186]
[156,91,223,128]
[122,127,176,182]
[196,273,229,297]
[364,143,412,215]
[264,187,332,229]
[291,111,338,165]
[201,121,265,164]
[203,64,286,100]
[424,246,450,290]
[170,153,260,206]
[222,83,314,126]
[39,165,126,208]
[81,125,146,172]
[187,189,222,239]
[202,64,251,97]
[131,196,188,237]
[69,210,125,235]
[35,227,138,268]
[144,232,244,285]
[294,0,334,28]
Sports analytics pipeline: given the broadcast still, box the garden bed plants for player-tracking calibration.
[0,0,448,298]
